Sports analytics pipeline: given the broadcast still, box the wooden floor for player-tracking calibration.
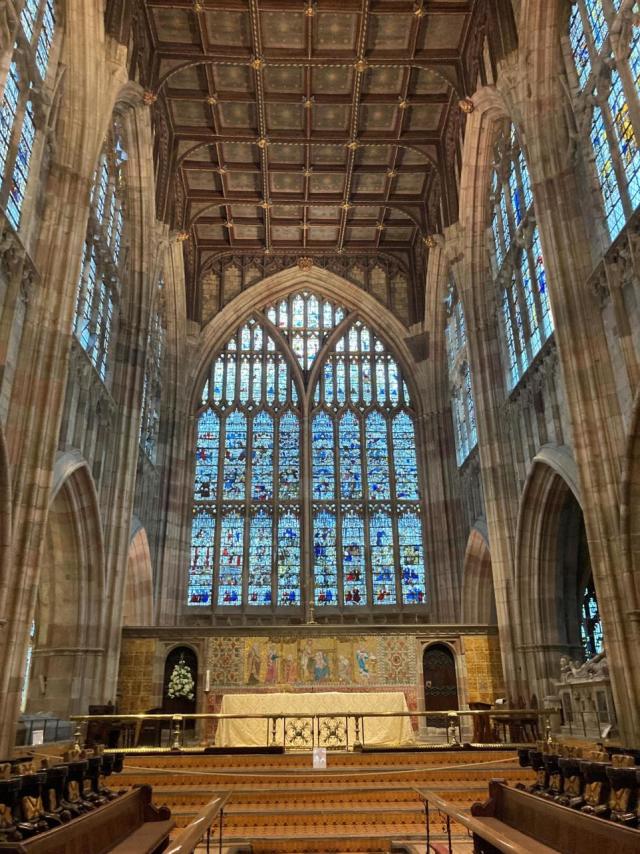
[117,749,533,853]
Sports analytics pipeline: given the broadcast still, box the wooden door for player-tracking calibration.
[423,644,458,726]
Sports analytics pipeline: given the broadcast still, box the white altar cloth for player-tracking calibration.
[215,690,415,748]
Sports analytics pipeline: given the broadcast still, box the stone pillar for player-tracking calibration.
[0,10,128,752]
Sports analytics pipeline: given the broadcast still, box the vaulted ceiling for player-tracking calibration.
[112,0,515,320]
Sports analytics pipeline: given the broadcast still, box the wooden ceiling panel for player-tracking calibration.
[140,0,490,313]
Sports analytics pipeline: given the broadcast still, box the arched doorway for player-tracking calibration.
[423,643,459,726]
[515,451,602,698]
[24,457,105,719]
[162,646,198,717]
[461,525,497,624]
[123,523,154,626]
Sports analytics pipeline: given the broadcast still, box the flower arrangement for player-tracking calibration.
[167,655,195,700]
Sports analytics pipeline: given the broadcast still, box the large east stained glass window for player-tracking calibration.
[189,292,426,617]
[0,2,56,230]
[490,125,553,390]
[72,122,127,383]
[444,279,477,465]
[568,2,640,241]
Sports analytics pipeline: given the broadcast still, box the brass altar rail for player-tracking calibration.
[69,708,557,753]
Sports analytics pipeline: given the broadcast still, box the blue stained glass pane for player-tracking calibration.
[253,325,262,351]
[342,511,366,606]
[307,295,319,328]
[349,360,359,403]
[402,381,410,405]
[251,411,273,501]
[312,412,335,500]
[225,358,236,401]
[361,328,370,351]
[201,380,209,405]
[6,100,35,230]
[277,511,300,606]
[222,410,247,499]
[213,359,224,402]
[609,69,640,211]
[362,359,372,405]
[20,0,38,42]
[375,358,387,404]
[0,64,20,180]
[339,411,362,499]
[500,190,512,249]
[36,1,56,79]
[324,361,334,403]
[509,162,523,226]
[532,226,553,338]
[366,411,390,499]
[520,248,541,354]
[370,510,396,604]
[307,332,319,369]
[502,289,519,389]
[392,413,420,500]
[279,411,300,499]
[398,510,425,604]
[323,300,333,327]
[313,508,337,606]
[519,151,533,210]
[336,358,346,404]
[348,326,359,351]
[239,360,250,402]
[585,0,607,52]
[266,358,276,404]
[189,508,215,605]
[292,334,304,367]
[277,356,287,402]
[292,294,304,327]
[570,6,591,90]
[251,359,262,403]
[194,409,219,501]
[631,27,640,92]
[248,509,272,606]
[96,160,109,223]
[218,511,244,605]
[240,325,251,350]
[591,106,625,239]
[453,391,469,466]
[388,361,400,405]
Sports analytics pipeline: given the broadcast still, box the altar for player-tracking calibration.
[214,690,415,749]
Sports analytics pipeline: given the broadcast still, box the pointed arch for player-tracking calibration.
[461,524,496,625]
[123,523,154,626]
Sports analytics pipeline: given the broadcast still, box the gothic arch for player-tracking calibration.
[194,266,426,415]
[620,388,640,621]
[123,522,154,626]
[25,452,106,717]
[461,523,496,625]
[514,449,592,694]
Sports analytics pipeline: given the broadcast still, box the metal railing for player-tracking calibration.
[69,707,556,752]
[165,793,231,854]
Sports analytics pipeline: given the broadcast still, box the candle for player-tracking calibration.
[204,669,210,693]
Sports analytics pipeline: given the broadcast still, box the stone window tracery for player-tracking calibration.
[0,1,56,230]
[189,291,427,617]
[445,279,477,466]
[140,275,166,464]
[568,0,640,241]
[73,122,127,383]
[490,124,553,390]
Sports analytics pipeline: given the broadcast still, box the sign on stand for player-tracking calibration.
[312,747,327,769]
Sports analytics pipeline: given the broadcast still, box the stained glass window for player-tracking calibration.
[569,3,640,241]
[490,124,553,390]
[444,279,478,465]
[73,122,127,382]
[0,2,56,229]
[189,295,427,615]
[140,276,166,464]
[580,578,604,660]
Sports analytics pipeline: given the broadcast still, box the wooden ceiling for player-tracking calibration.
[116,0,511,319]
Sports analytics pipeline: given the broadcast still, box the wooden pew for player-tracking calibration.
[416,780,640,854]
[0,785,173,854]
